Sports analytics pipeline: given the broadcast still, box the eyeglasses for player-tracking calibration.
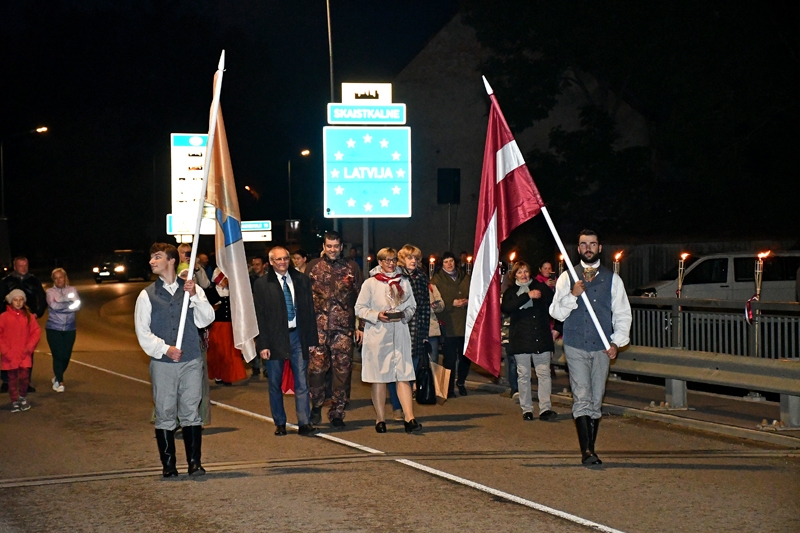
[273,257,291,262]
[381,257,398,263]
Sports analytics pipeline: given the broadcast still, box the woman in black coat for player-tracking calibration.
[501,261,558,421]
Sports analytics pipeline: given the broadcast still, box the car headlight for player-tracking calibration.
[93,267,99,273]
[114,265,125,273]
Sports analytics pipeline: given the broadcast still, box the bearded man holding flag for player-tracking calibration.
[465,77,631,467]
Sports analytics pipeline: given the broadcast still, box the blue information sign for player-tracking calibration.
[323,126,411,218]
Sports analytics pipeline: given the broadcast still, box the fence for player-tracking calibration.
[629,297,800,359]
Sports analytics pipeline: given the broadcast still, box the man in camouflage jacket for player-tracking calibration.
[307,231,363,427]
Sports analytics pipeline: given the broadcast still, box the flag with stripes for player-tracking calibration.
[206,72,258,362]
[463,78,545,376]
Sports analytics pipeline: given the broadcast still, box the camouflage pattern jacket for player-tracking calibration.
[308,256,363,332]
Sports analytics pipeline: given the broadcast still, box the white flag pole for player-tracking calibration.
[175,50,225,350]
[540,207,611,351]
[481,76,610,351]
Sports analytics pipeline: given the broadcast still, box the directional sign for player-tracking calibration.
[327,103,406,125]
[323,126,411,218]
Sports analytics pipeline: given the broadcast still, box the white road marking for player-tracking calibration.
[69,357,628,533]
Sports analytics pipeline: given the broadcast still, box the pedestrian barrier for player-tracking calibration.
[629,297,800,359]
[556,341,800,428]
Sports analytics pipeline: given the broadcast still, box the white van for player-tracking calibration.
[633,252,800,302]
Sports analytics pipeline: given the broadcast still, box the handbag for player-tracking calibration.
[430,359,450,403]
[281,360,295,395]
[415,356,437,405]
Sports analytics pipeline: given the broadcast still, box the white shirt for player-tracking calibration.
[134,278,216,359]
[549,260,632,348]
[280,273,297,329]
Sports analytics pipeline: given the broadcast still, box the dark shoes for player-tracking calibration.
[539,410,558,421]
[447,390,456,399]
[27,385,36,393]
[331,418,346,429]
[457,383,468,396]
[375,421,387,433]
[155,429,179,478]
[310,406,322,426]
[274,425,287,436]
[522,412,534,421]
[404,419,422,433]
[297,424,319,437]
[575,416,602,466]
[183,426,206,476]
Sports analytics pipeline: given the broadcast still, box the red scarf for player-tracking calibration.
[373,272,404,298]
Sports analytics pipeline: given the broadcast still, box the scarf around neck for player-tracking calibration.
[515,279,533,309]
[373,271,404,299]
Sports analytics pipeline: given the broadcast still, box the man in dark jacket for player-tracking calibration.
[254,246,319,436]
[0,256,47,393]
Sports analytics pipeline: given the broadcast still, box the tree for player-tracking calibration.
[462,0,800,239]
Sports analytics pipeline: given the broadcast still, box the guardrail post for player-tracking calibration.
[780,394,800,428]
[670,303,681,348]
[665,379,687,408]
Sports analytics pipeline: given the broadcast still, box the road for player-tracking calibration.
[1,278,798,533]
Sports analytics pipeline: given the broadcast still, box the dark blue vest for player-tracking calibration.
[562,264,614,351]
[145,278,201,363]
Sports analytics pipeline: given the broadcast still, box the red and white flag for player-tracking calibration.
[463,77,545,377]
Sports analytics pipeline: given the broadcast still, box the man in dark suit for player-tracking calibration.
[254,246,319,436]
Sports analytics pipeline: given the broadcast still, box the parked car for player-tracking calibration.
[633,252,800,302]
[93,250,151,283]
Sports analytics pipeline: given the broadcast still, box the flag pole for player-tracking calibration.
[482,76,610,351]
[175,50,226,350]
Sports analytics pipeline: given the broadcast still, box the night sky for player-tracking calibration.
[0,0,459,268]
[1,1,797,272]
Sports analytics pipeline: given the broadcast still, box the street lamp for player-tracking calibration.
[288,149,310,220]
[1,126,48,219]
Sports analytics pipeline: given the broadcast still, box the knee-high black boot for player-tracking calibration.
[574,416,600,466]
[589,418,602,465]
[182,425,206,476]
[155,429,179,477]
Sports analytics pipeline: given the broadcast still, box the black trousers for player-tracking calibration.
[442,336,471,392]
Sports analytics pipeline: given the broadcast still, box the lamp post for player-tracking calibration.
[288,149,311,220]
[1,126,48,219]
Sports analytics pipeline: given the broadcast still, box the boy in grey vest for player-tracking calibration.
[550,230,631,466]
[134,243,215,477]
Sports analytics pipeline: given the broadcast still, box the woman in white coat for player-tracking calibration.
[356,247,422,434]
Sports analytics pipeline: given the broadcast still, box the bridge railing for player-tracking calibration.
[629,297,800,359]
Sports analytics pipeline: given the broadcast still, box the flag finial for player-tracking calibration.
[218,50,226,71]
[482,76,494,96]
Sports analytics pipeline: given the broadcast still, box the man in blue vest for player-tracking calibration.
[134,243,215,478]
[550,230,631,466]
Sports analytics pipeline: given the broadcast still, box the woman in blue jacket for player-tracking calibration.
[45,268,81,392]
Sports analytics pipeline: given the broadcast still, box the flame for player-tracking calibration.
[680,253,689,260]
[509,252,516,262]
[559,254,564,261]
[614,251,622,261]
[758,251,771,259]
[467,255,473,263]
[429,256,435,264]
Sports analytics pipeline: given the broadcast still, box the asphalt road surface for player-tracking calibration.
[1,278,798,532]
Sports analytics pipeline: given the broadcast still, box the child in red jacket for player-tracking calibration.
[0,289,41,412]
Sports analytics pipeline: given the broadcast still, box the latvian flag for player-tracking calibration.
[463,77,546,377]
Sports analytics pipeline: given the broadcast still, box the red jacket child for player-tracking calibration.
[0,302,41,371]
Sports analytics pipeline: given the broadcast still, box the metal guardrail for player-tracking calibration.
[629,297,800,359]
[554,341,800,427]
